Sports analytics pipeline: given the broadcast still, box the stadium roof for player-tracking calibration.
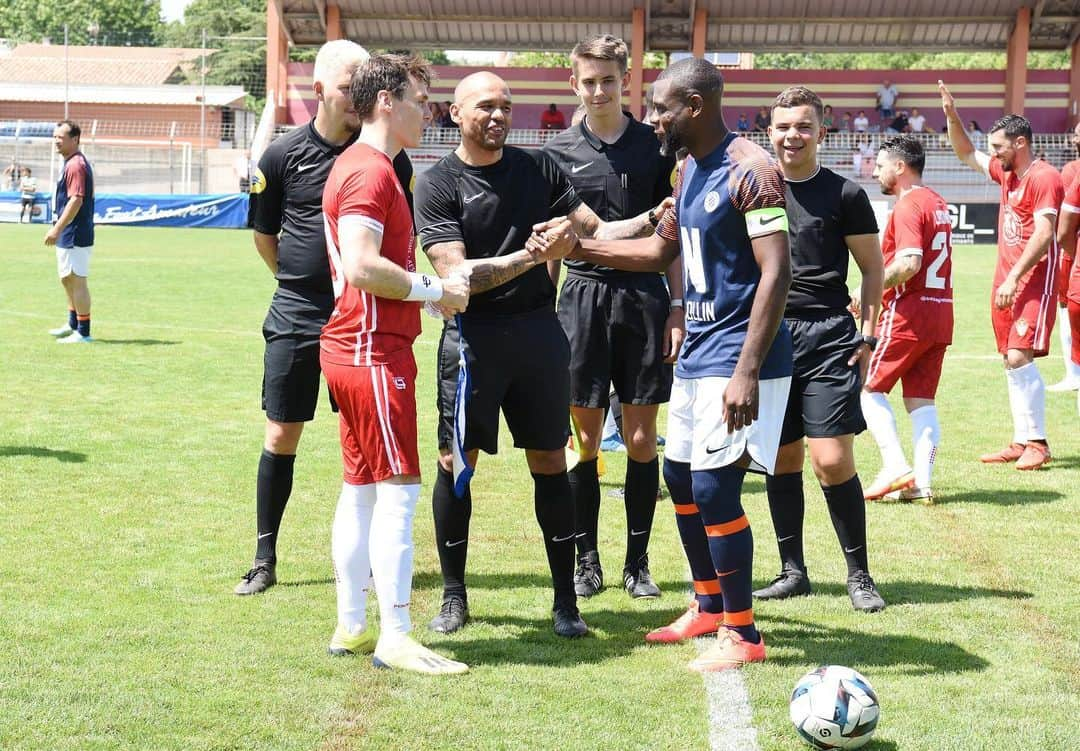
[278,0,1080,52]
[0,82,248,107]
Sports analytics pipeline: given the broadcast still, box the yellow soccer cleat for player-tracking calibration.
[327,625,376,657]
[372,636,469,675]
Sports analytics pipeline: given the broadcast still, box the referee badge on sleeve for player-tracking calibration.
[249,167,266,194]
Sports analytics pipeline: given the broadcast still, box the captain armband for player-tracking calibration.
[403,272,444,302]
[744,207,789,238]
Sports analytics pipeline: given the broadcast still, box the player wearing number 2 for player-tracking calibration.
[861,135,953,504]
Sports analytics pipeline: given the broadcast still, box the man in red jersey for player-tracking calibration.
[1054,141,1080,415]
[1049,120,1080,391]
[320,53,471,674]
[861,135,953,504]
[940,82,1062,470]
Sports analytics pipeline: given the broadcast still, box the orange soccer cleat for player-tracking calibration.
[863,468,916,501]
[688,628,766,672]
[645,601,724,644]
[978,442,1025,464]
[1014,441,1051,471]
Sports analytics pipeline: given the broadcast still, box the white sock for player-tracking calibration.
[860,391,909,474]
[331,482,377,634]
[1056,307,1072,376]
[1006,362,1047,441]
[370,482,420,650]
[1070,356,1080,381]
[909,405,940,490]
[1004,367,1027,444]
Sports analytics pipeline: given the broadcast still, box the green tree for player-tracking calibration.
[753,50,1069,70]
[508,50,666,68]
[0,0,163,45]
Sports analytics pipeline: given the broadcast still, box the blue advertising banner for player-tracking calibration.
[92,193,250,228]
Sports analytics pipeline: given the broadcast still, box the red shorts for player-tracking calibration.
[990,281,1055,357]
[1059,253,1074,306]
[865,336,948,399]
[1069,298,1080,366]
[321,350,421,485]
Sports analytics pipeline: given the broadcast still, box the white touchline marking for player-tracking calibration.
[694,637,761,751]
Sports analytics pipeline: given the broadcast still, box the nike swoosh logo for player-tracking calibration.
[571,162,593,174]
[717,569,738,577]
[296,163,319,172]
[630,529,648,536]
[444,539,467,548]
[844,545,863,554]
[777,535,795,543]
[705,442,732,454]
[463,192,484,204]
[551,534,575,543]
[257,532,274,540]
[759,214,782,226]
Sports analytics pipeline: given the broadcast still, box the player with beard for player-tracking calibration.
[415,72,669,638]
[543,34,681,601]
[940,82,1063,470]
[861,135,954,504]
[755,86,886,613]
[235,41,417,595]
[1048,120,1080,391]
[543,58,794,670]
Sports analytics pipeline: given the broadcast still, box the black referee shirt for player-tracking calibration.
[784,166,878,316]
[543,115,676,279]
[414,146,582,317]
[251,119,414,295]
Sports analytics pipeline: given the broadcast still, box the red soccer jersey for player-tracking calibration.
[880,186,954,343]
[321,143,420,366]
[988,158,1063,288]
[1063,161,1080,304]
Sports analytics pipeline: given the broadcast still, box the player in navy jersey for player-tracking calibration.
[543,34,681,601]
[545,57,793,671]
[234,41,416,595]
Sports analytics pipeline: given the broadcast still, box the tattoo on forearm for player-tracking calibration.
[469,252,536,294]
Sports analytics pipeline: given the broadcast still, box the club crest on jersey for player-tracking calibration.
[1002,204,1023,246]
[393,377,408,390]
[703,191,721,213]
[1015,317,1029,336]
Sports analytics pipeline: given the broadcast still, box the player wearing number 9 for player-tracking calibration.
[860,135,954,505]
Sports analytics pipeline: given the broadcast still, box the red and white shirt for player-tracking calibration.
[987,158,1062,289]
[321,143,420,366]
[880,186,954,343]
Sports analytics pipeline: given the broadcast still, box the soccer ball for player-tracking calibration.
[789,665,880,749]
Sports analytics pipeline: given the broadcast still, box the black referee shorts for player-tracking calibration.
[437,309,571,454]
[779,313,866,444]
[260,288,333,424]
[558,274,673,409]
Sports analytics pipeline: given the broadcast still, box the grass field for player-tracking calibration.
[1,224,1077,751]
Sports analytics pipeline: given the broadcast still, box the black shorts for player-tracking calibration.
[779,313,866,444]
[262,332,322,423]
[437,309,571,454]
[558,274,673,408]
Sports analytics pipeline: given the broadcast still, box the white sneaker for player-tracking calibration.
[57,331,92,344]
[48,325,73,337]
[372,635,468,675]
[1046,378,1080,392]
[885,486,935,505]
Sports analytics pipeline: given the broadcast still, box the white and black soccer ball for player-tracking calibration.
[789,665,880,749]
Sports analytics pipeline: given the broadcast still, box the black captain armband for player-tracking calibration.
[648,207,661,227]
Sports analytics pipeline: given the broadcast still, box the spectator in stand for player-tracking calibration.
[969,120,983,136]
[2,162,16,192]
[737,112,751,132]
[858,135,876,177]
[840,112,853,132]
[438,101,456,128]
[823,104,838,133]
[853,110,869,133]
[876,79,898,121]
[540,103,568,130]
[19,167,38,223]
[753,105,770,132]
[908,107,927,133]
[886,111,910,134]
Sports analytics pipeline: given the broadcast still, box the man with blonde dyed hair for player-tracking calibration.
[235,40,416,595]
[545,33,681,601]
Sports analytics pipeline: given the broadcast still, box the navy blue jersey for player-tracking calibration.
[656,133,792,380]
[55,152,94,248]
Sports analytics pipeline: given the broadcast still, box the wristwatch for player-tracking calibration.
[647,207,661,226]
[860,334,879,351]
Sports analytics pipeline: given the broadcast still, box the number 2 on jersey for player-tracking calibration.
[925,230,951,290]
[680,226,708,292]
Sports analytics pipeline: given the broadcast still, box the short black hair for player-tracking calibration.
[56,119,81,140]
[990,113,1032,142]
[880,134,925,175]
[350,53,432,120]
[656,57,723,102]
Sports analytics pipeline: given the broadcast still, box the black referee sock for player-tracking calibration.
[764,472,807,572]
[624,457,659,568]
[254,449,296,563]
[568,457,601,556]
[532,471,577,604]
[822,475,870,575]
[432,464,471,599]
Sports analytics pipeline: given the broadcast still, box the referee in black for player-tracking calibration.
[235,41,417,594]
[415,71,669,637]
[543,34,680,600]
[755,86,886,611]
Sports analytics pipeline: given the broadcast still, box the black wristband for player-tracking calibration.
[860,334,879,351]
[647,208,660,227]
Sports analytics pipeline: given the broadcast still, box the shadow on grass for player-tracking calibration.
[0,445,87,463]
[94,338,181,346]
[277,578,334,588]
[413,570,688,593]
[763,614,989,675]
[792,579,1031,606]
[935,487,1064,505]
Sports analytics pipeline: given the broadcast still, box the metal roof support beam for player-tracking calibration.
[326,3,343,42]
[630,7,646,120]
[1004,5,1030,115]
[1070,36,1080,127]
[267,0,290,125]
[691,7,707,57]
